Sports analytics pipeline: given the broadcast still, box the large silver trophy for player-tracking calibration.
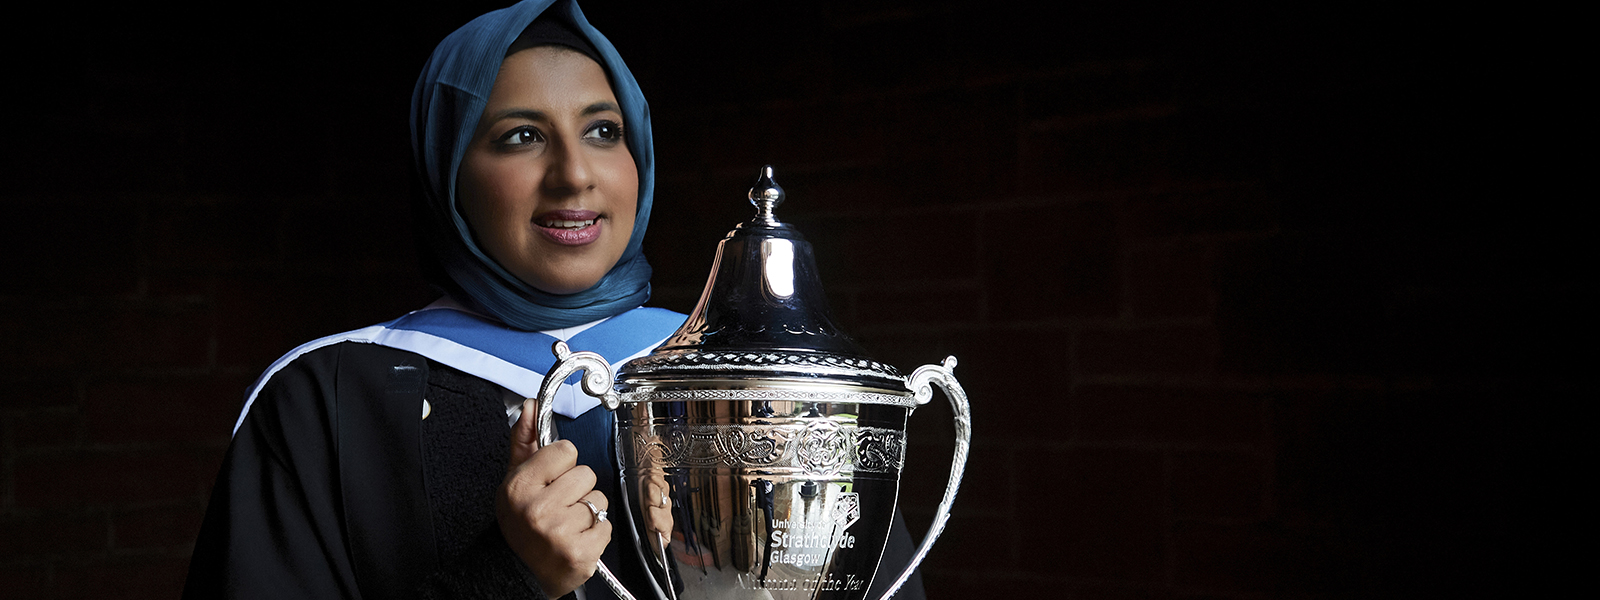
[535,166,971,600]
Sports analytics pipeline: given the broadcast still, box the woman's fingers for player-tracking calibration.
[642,475,673,534]
[498,440,614,597]
[504,439,577,504]
[578,488,609,513]
[539,461,597,507]
[575,489,614,537]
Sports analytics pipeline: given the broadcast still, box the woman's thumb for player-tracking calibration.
[509,398,540,466]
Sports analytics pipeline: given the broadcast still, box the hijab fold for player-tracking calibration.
[411,0,656,331]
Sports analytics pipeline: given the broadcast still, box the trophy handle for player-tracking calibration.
[535,341,635,600]
[877,356,972,600]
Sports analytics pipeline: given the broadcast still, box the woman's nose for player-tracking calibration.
[542,139,595,194]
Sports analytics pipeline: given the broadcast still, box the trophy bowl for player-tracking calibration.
[535,167,971,600]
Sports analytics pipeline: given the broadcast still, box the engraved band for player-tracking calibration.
[628,423,906,476]
[619,388,918,407]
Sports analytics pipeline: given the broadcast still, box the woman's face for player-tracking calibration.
[458,46,638,295]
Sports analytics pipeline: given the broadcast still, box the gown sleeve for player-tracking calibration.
[182,345,364,599]
[184,343,555,600]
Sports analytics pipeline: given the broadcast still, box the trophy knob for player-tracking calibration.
[748,164,786,225]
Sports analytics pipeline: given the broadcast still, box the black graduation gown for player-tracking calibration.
[183,342,925,599]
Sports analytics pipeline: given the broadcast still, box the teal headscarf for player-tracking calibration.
[411,0,655,330]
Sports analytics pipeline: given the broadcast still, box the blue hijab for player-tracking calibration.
[411,0,655,330]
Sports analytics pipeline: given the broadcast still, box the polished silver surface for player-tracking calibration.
[616,396,911,600]
[632,166,904,391]
[535,167,971,600]
[748,165,785,226]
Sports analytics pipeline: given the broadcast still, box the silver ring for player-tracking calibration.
[579,499,607,526]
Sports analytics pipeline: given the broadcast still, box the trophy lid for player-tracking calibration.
[619,166,907,391]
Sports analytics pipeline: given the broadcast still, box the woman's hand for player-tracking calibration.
[497,399,611,597]
[642,476,673,537]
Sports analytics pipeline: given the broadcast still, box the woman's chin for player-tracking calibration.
[520,270,605,296]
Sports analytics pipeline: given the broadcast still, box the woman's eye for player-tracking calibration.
[584,121,625,143]
[497,127,544,146]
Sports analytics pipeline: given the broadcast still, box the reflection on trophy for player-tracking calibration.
[536,166,972,600]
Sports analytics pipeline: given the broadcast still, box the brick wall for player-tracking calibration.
[1,2,1576,598]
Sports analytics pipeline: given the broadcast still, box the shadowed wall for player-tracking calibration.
[0,1,1577,598]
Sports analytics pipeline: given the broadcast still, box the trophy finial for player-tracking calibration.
[748,165,785,225]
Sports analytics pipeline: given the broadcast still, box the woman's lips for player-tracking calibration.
[535,209,602,246]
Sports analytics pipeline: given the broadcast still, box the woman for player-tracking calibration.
[185,1,924,598]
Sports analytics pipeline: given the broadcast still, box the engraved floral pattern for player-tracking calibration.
[796,422,852,473]
[617,388,918,407]
[628,424,905,475]
[855,427,906,472]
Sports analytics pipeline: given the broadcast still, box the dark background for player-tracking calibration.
[0,1,1581,598]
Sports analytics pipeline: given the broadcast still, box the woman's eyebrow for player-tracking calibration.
[484,102,618,125]
[485,108,549,124]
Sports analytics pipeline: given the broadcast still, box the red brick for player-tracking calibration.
[112,504,205,550]
[214,272,348,369]
[84,376,248,446]
[1123,185,1277,240]
[282,197,418,267]
[1126,245,1214,319]
[337,271,441,326]
[1173,522,1314,594]
[1019,117,1163,193]
[101,304,212,370]
[1212,236,1401,376]
[0,511,108,559]
[679,104,772,173]
[0,199,141,297]
[1079,326,1217,376]
[862,327,1069,426]
[920,572,1075,600]
[13,409,83,449]
[0,564,53,599]
[14,448,214,509]
[5,380,79,410]
[59,555,190,600]
[146,200,281,269]
[0,299,84,371]
[1018,447,1165,582]
[1022,64,1178,123]
[854,287,982,328]
[919,514,1013,573]
[1172,452,1266,520]
[1073,585,1178,600]
[831,12,964,94]
[2,300,212,371]
[780,166,896,216]
[793,211,982,286]
[983,202,1120,321]
[639,174,750,289]
[145,272,216,300]
[899,441,1007,522]
[875,86,1023,207]
[219,271,432,369]
[1021,104,1274,195]
[1074,385,1262,446]
[762,99,889,173]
